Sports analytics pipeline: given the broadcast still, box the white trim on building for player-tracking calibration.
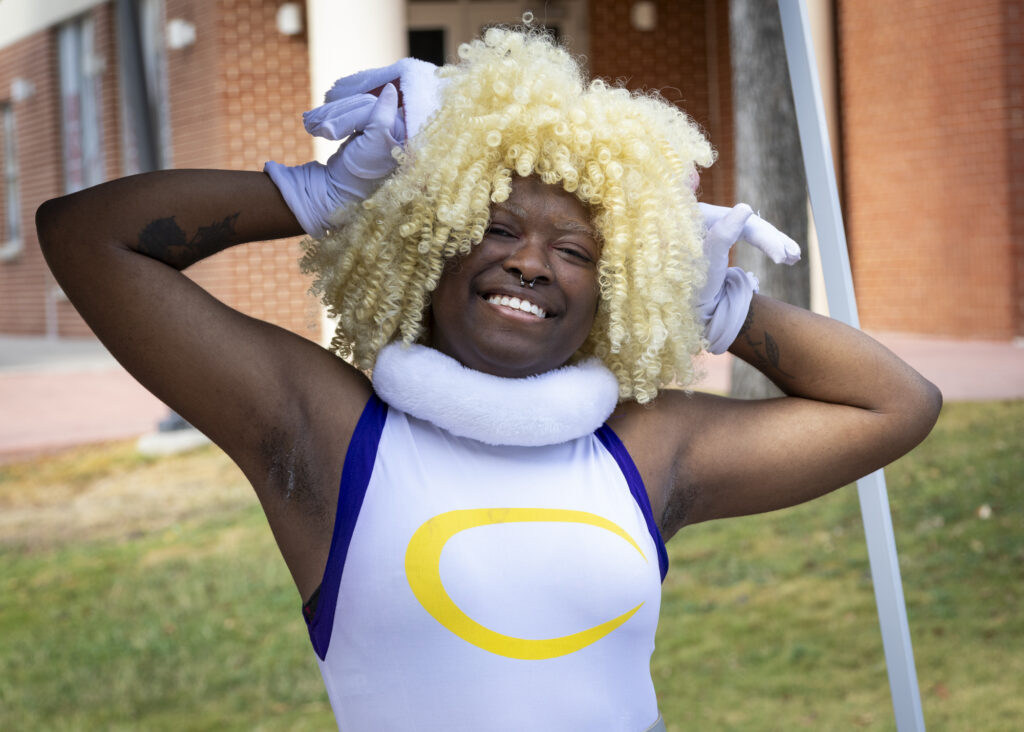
[0,0,107,50]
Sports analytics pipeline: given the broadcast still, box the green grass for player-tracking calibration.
[1,510,332,731]
[1,401,1020,730]
[0,446,334,731]
[656,400,1023,731]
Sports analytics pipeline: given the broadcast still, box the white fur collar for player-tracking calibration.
[371,343,620,446]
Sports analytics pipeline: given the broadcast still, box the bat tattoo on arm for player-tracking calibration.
[136,212,241,269]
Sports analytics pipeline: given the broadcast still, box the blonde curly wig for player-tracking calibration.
[301,27,715,403]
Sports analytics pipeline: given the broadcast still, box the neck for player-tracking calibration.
[371,343,620,446]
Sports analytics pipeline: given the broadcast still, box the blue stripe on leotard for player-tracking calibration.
[595,424,669,581]
[306,393,388,660]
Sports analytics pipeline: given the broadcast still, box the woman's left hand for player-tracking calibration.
[696,203,801,354]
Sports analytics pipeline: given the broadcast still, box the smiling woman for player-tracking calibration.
[301,28,714,402]
[429,176,601,377]
[36,21,940,732]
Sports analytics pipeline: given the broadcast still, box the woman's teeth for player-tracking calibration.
[486,295,547,318]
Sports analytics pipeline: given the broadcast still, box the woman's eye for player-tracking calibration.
[487,226,514,238]
[559,246,593,263]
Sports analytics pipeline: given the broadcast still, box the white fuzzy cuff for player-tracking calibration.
[372,343,620,446]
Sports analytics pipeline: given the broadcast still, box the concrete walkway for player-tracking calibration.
[0,337,168,463]
[1,333,1022,463]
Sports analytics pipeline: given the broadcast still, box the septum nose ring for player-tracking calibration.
[519,274,537,288]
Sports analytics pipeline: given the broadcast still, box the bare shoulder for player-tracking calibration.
[35,169,376,600]
[604,296,941,543]
[606,388,724,536]
[611,377,939,541]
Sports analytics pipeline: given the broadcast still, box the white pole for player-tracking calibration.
[775,2,926,730]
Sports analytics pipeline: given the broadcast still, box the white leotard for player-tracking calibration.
[306,395,668,731]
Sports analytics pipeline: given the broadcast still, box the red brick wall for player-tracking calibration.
[0,4,127,338]
[588,0,734,205]
[10,1,1019,341]
[172,0,317,339]
[0,31,62,335]
[838,0,1021,338]
[163,0,223,170]
[1007,0,1024,337]
[1,0,317,340]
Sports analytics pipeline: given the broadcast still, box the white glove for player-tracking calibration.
[265,58,445,238]
[265,84,402,238]
[320,57,443,138]
[696,203,801,354]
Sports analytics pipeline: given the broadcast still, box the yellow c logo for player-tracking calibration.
[404,508,647,660]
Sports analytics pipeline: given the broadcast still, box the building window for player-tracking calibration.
[119,0,172,174]
[1,103,22,261]
[59,15,106,193]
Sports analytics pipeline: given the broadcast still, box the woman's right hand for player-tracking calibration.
[265,83,403,238]
[264,57,445,239]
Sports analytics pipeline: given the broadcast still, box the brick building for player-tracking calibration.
[838,0,1023,339]
[0,0,316,340]
[1,0,1021,344]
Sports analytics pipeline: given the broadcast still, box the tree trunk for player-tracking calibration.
[728,0,810,399]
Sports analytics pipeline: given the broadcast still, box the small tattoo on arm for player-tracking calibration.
[737,307,755,338]
[192,213,241,248]
[743,329,794,379]
[737,307,763,348]
[765,333,784,371]
[136,212,241,268]
[738,304,794,379]
[138,216,188,261]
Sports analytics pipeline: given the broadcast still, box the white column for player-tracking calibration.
[305,0,405,344]
[305,0,406,162]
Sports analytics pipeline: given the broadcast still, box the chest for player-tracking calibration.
[312,406,666,729]
[330,410,665,650]
[354,414,661,636]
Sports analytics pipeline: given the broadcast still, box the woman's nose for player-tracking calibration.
[502,236,551,284]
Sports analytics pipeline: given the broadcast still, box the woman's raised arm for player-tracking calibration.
[621,293,941,538]
[613,205,941,539]
[36,169,372,596]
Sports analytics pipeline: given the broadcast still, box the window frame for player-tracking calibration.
[58,14,106,194]
[0,101,22,262]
